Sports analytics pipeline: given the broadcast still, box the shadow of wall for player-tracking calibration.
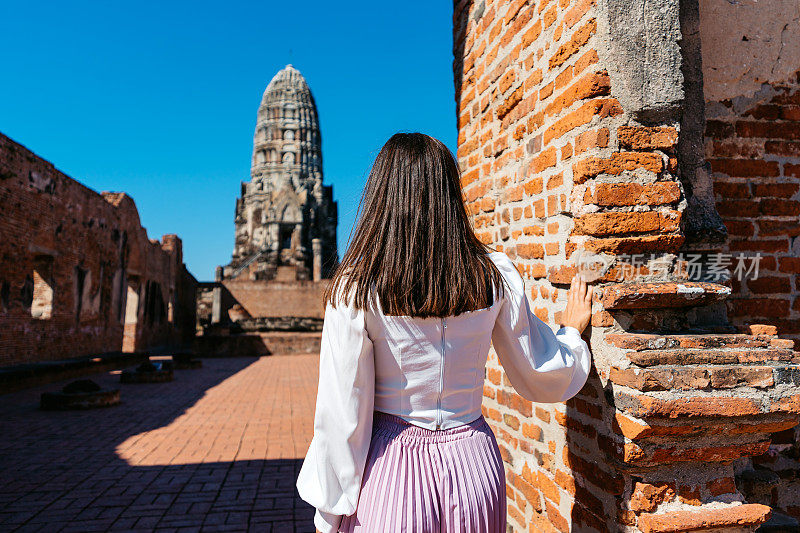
[0,356,316,531]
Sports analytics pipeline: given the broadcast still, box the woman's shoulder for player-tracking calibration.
[486,250,515,272]
[485,250,524,291]
[486,250,509,261]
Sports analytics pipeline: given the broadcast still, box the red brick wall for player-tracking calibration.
[454,0,641,529]
[706,72,800,348]
[0,132,196,366]
[453,0,799,531]
[222,280,328,319]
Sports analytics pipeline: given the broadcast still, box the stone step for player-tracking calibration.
[608,364,799,392]
[623,348,798,367]
[614,390,800,420]
[637,503,772,533]
[613,411,799,441]
[606,332,794,351]
[599,282,730,310]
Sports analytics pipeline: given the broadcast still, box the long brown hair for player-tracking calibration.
[325,132,504,317]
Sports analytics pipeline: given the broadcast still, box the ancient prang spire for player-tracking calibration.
[226,65,337,281]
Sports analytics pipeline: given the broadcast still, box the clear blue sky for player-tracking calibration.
[0,1,456,280]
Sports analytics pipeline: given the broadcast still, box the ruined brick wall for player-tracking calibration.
[0,133,196,366]
[194,278,326,357]
[454,0,800,531]
[158,234,199,343]
[699,0,800,521]
[195,281,326,330]
[222,280,327,319]
[196,282,216,331]
[700,0,800,349]
[455,0,642,529]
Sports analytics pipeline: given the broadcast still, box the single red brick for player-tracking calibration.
[765,140,800,156]
[707,158,780,177]
[619,393,762,419]
[630,482,676,513]
[737,120,800,139]
[584,181,681,206]
[582,234,685,255]
[752,182,800,197]
[536,471,562,505]
[546,500,569,533]
[549,19,597,70]
[503,413,521,430]
[573,151,663,183]
[535,406,551,423]
[759,198,800,216]
[637,504,771,533]
[617,125,678,150]
[707,477,737,497]
[573,211,680,236]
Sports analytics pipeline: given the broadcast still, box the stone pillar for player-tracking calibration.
[453,0,799,530]
[211,266,223,324]
[312,238,322,282]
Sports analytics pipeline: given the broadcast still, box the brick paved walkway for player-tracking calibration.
[0,355,320,532]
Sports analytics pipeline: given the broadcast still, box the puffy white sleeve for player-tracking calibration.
[490,252,592,403]
[296,298,375,533]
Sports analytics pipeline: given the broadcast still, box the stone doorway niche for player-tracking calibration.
[31,255,55,320]
[278,224,298,265]
[122,275,140,353]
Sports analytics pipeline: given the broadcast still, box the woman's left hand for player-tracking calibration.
[561,273,593,333]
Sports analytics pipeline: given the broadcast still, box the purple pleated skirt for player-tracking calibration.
[338,411,507,533]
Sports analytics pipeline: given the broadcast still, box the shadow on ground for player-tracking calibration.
[0,357,316,533]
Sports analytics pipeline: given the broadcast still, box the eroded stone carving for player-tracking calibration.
[226,65,337,281]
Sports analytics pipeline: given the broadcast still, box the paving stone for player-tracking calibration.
[0,356,318,531]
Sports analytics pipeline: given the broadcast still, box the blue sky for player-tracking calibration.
[0,1,456,280]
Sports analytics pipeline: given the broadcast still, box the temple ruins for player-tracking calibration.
[195,65,337,356]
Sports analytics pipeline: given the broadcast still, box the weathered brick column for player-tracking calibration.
[453,0,800,531]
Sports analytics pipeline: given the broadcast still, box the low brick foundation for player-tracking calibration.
[194,332,321,357]
[0,351,148,394]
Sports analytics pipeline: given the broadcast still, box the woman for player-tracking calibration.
[296,133,593,532]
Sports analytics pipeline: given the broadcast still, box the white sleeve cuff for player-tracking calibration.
[314,509,343,533]
[555,325,592,401]
[556,325,582,340]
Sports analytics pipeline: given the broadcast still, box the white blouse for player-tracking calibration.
[296,251,592,532]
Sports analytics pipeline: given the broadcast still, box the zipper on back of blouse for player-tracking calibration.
[436,317,446,430]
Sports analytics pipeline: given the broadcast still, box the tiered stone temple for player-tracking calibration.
[196,65,336,356]
[226,64,337,282]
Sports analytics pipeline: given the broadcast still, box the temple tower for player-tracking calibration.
[226,65,337,281]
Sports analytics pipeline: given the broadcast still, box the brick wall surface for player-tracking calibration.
[705,74,800,348]
[195,280,327,332]
[453,0,800,531]
[699,2,800,523]
[0,133,197,367]
[222,280,327,319]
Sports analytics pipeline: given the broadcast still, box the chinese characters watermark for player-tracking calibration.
[572,250,762,282]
